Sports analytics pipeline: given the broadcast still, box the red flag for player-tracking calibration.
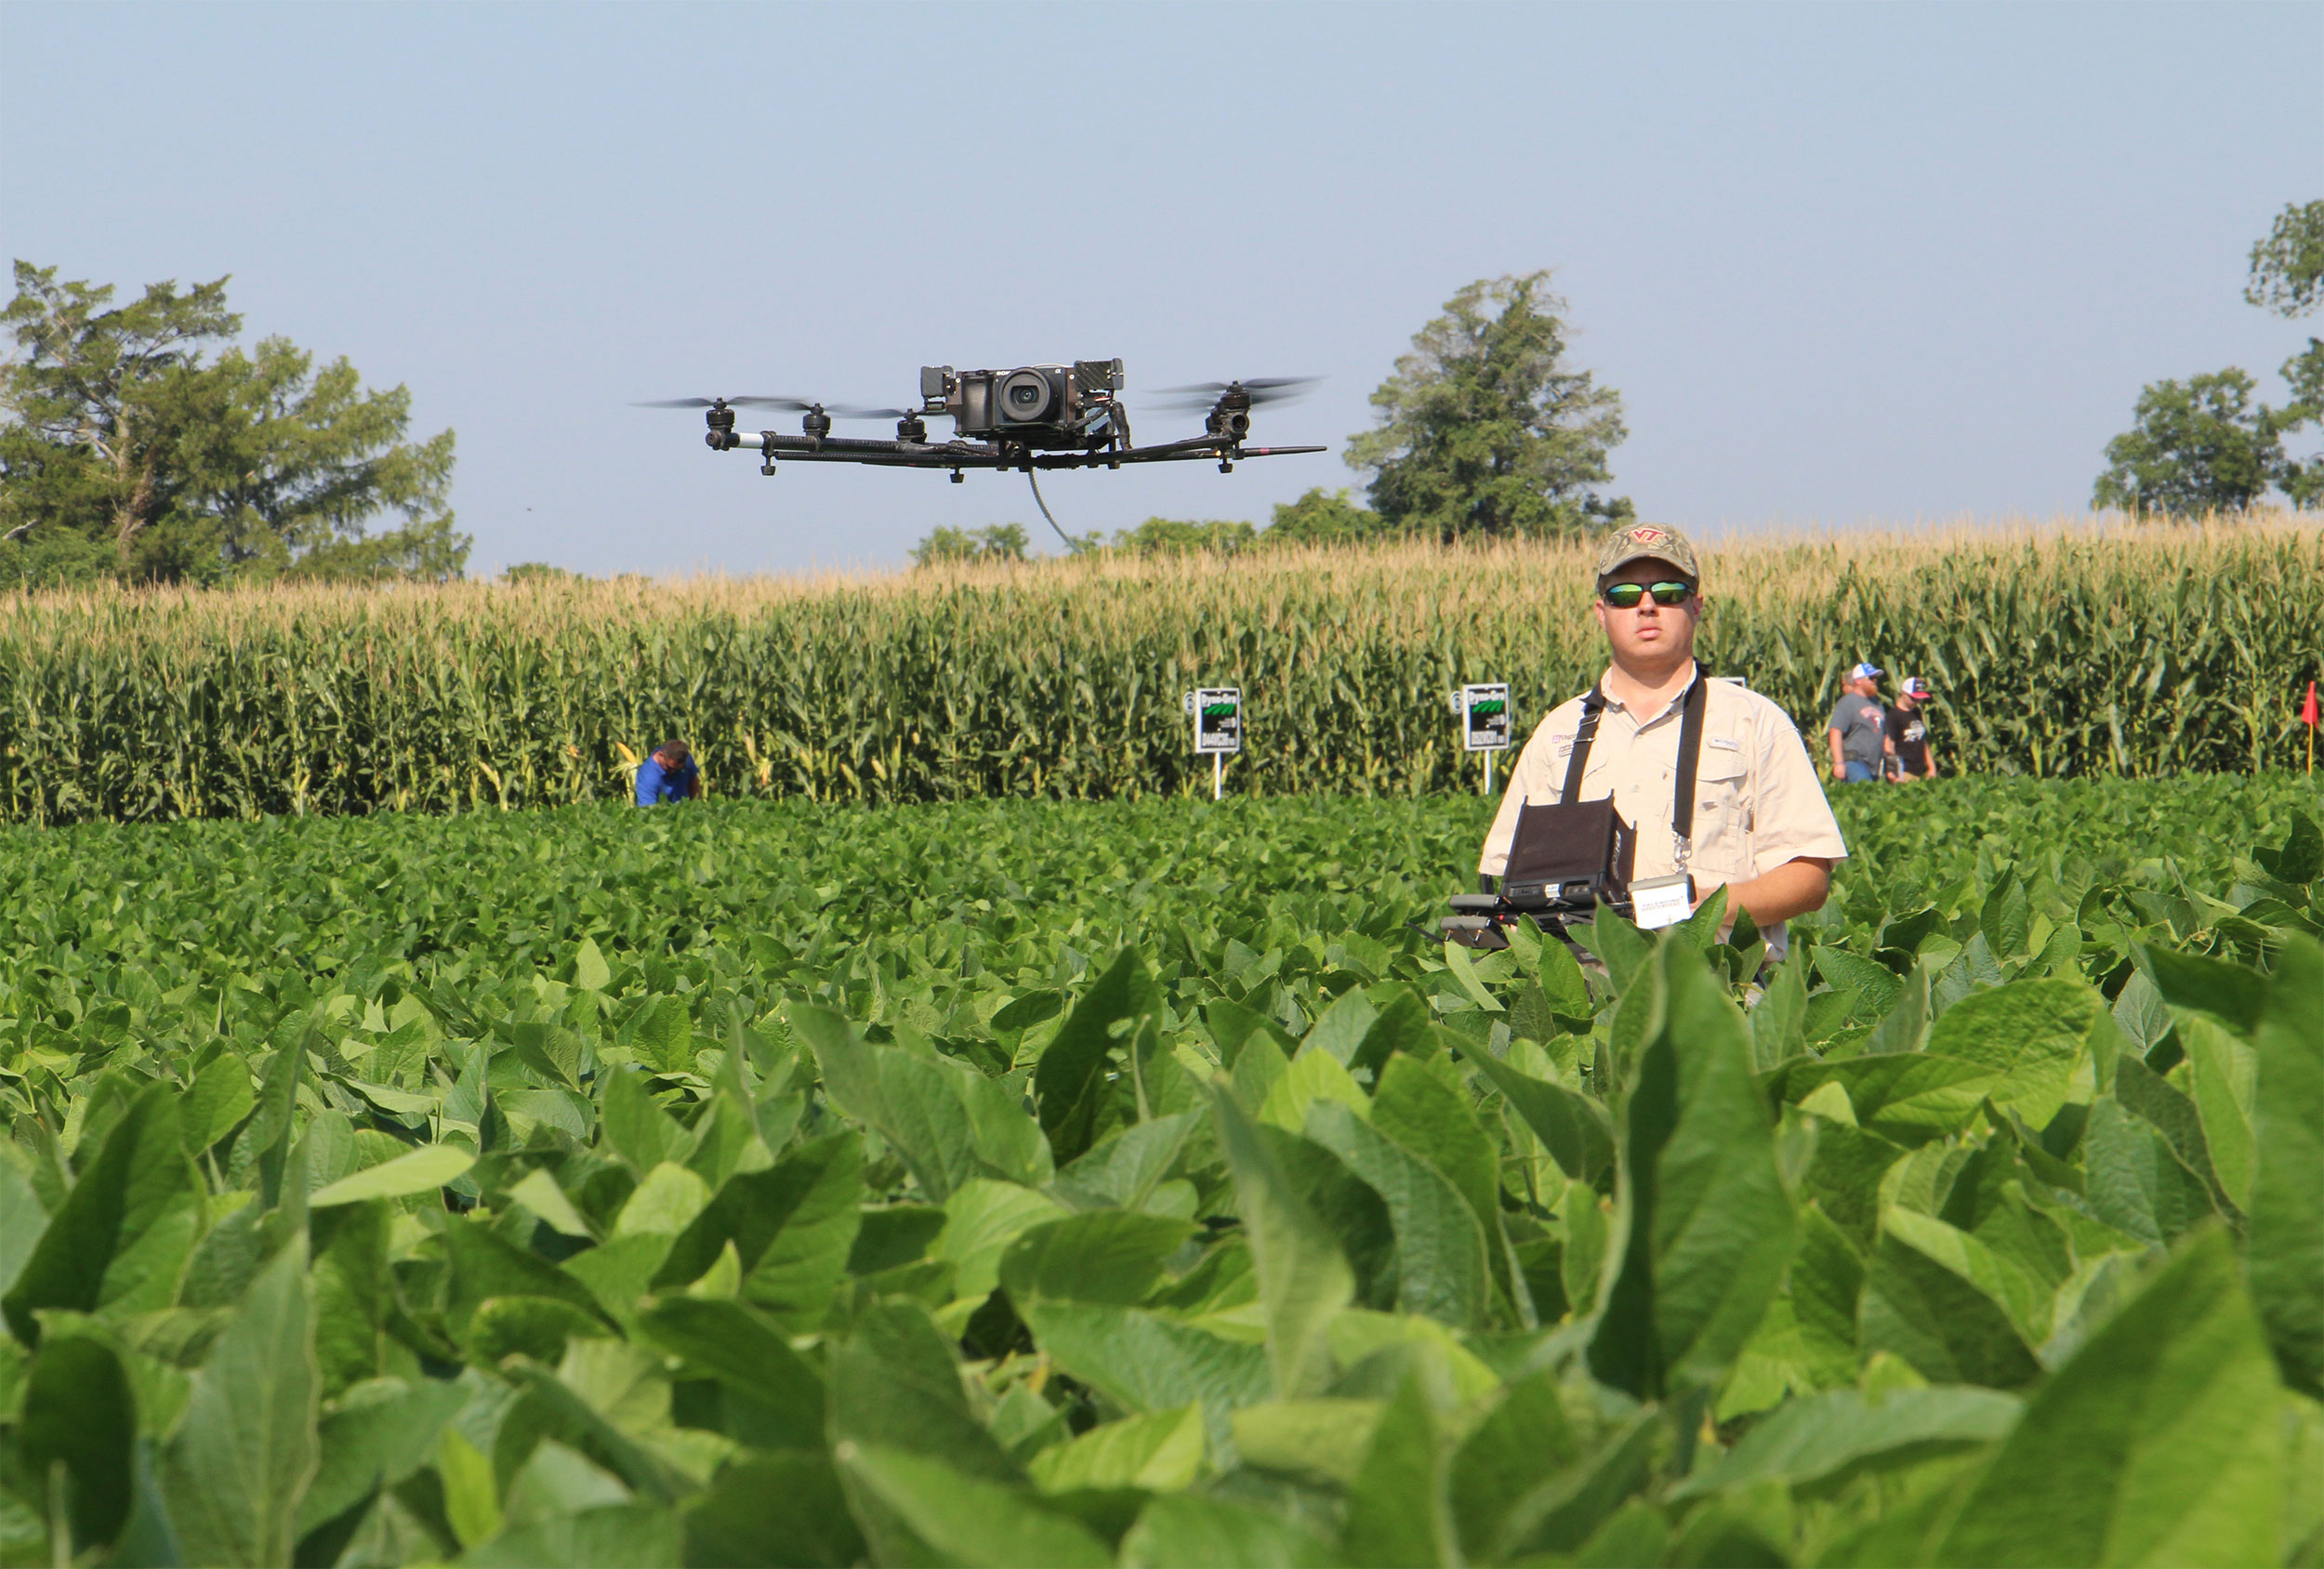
[2305,680,2320,728]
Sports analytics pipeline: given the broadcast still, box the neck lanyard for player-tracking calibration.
[1559,668,1710,870]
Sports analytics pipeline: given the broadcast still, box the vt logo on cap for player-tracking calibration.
[1593,522,1700,583]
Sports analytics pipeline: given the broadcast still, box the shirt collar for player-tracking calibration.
[1597,660,1701,725]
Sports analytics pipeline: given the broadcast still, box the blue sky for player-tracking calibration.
[3,2,2317,576]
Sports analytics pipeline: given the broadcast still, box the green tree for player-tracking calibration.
[2245,200,2323,507]
[2094,202,2324,517]
[2244,199,2324,317]
[0,261,463,585]
[1258,487,1387,547]
[1344,272,1631,541]
[909,522,1029,567]
[2091,370,2292,516]
[1105,517,1256,555]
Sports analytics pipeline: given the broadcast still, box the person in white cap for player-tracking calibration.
[1827,664,1887,784]
[1883,677,1939,781]
[1479,522,1845,956]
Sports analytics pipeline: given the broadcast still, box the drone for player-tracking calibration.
[638,360,1326,540]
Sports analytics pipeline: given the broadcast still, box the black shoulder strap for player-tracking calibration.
[1670,674,1710,866]
[1558,672,1712,863]
[1559,686,1605,802]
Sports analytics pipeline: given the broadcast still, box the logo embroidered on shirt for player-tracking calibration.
[1708,736,1739,751]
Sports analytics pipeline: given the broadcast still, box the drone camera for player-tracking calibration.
[935,361,1120,442]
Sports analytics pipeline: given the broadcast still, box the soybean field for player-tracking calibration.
[1,775,2319,1566]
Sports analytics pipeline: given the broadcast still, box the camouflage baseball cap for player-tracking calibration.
[1592,522,1699,585]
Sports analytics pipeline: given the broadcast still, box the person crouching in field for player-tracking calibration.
[1828,663,1888,784]
[1477,522,1846,956]
[1883,676,1939,781]
[635,740,703,805]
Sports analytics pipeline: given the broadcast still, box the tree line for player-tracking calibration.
[0,262,465,588]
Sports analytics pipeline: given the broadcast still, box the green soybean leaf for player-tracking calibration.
[2137,943,2268,1035]
[2080,1099,2215,1247]
[2181,1015,2257,1212]
[0,1159,48,1301]
[1590,943,1797,1400]
[465,1504,678,1568]
[295,1375,467,1541]
[1449,1369,1580,1560]
[1672,1385,2019,1499]
[18,1333,137,1549]
[1028,1404,1206,1493]
[308,1142,473,1206]
[682,1451,864,1568]
[796,1008,977,1202]
[1051,1112,1198,1212]
[1341,1369,1454,1569]
[1776,1054,1994,1145]
[1018,1299,1272,1417]
[4,1078,203,1345]
[1923,979,2102,1130]
[2247,933,2324,1398]
[600,1066,680,1174]
[1304,1101,1491,1331]
[442,1220,612,1346]
[1303,988,1380,1066]
[837,1443,1111,1569]
[634,1296,825,1452]
[1211,1088,1353,1399]
[1468,1047,1615,1184]
[1034,949,1157,1167]
[828,1300,1018,1483]
[1934,1230,2284,1567]
[1370,1057,1505,1276]
[159,1242,321,1569]
[650,1130,861,1331]
[1001,1210,1195,1307]
[1351,985,1438,1080]
[1118,1493,1337,1568]
[1858,1221,2042,1390]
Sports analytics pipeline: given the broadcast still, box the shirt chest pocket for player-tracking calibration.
[1687,752,1753,874]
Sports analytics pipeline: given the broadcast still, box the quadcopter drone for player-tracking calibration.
[640,360,1325,504]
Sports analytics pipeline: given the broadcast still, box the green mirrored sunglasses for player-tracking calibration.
[1600,580,1694,609]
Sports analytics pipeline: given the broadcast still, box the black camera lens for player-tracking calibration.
[997,369,1052,422]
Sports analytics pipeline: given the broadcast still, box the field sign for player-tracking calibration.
[1186,688,1243,755]
[1459,684,1511,751]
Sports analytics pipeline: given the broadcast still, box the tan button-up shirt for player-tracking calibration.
[1479,666,1846,956]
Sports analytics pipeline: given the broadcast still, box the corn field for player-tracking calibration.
[2,517,2319,824]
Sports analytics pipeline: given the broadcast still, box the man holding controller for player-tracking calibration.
[1477,523,1845,956]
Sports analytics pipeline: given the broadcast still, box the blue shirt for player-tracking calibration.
[635,755,698,805]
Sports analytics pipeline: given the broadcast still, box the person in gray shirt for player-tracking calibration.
[1826,663,1887,783]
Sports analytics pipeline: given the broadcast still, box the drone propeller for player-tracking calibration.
[826,405,915,420]
[1145,376,1320,412]
[630,395,845,413]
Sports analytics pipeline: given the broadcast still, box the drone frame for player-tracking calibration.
[693,382,1325,482]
